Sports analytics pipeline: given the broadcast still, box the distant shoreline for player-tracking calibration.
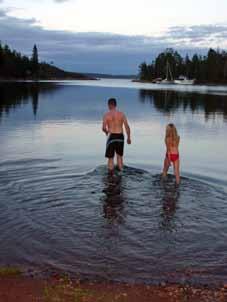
[132,79,227,86]
[0,76,97,81]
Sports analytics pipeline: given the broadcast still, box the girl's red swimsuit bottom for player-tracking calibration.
[166,153,179,162]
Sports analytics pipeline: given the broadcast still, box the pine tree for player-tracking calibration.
[139,62,149,80]
[31,44,39,77]
[0,42,3,74]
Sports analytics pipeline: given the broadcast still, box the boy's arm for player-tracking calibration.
[123,114,131,144]
[102,114,108,135]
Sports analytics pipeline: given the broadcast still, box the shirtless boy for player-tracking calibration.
[102,98,131,172]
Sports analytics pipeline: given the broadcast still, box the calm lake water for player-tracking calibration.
[0,79,227,284]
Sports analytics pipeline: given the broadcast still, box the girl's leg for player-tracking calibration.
[162,157,170,177]
[173,159,180,184]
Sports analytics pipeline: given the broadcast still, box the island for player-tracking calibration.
[0,43,96,81]
[136,48,227,85]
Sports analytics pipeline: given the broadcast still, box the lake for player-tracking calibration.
[0,79,227,284]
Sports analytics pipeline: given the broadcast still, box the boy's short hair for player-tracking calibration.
[108,98,117,107]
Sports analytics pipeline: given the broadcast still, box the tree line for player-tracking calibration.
[139,48,227,83]
[0,42,91,80]
[0,43,40,79]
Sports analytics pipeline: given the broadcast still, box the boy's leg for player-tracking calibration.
[116,154,123,171]
[162,157,170,177]
[108,157,114,171]
[173,160,180,184]
[116,139,124,171]
[105,137,114,171]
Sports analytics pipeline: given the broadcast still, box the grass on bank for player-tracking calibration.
[44,275,128,302]
[0,266,22,277]
[44,275,91,302]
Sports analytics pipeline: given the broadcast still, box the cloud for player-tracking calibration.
[0,8,226,73]
[54,0,70,2]
[167,25,227,46]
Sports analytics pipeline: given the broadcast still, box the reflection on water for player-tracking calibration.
[102,173,125,224]
[1,82,227,121]
[0,82,60,119]
[160,177,180,232]
[139,89,227,120]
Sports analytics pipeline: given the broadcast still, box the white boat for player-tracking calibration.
[174,76,195,85]
[161,79,174,84]
[152,77,163,84]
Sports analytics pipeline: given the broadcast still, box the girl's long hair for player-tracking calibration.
[165,123,179,146]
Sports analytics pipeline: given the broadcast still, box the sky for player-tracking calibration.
[1,0,227,74]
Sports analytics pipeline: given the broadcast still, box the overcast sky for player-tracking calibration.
[1,0,227,74]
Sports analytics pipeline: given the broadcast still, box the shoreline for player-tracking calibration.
[132,79,227,86]
[0,76,97,82]
[0,275,227,302]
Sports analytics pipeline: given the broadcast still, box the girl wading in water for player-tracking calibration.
[162,123,180,184]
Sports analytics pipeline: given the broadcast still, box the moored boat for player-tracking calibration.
[174,76,195,85]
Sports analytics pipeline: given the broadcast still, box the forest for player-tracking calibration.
[0,43,91,80]
[139,48,227,83]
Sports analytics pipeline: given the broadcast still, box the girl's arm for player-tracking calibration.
[165,138,171,162]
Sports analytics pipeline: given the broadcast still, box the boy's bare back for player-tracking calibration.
[104,110,125,134]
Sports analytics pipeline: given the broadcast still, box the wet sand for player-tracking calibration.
[0,276,227,302]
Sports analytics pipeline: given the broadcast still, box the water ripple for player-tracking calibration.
[0,159,227,284]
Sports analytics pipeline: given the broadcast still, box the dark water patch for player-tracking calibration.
[0,160,227,284]
[183,171,227,192]
[0,158,61,167]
